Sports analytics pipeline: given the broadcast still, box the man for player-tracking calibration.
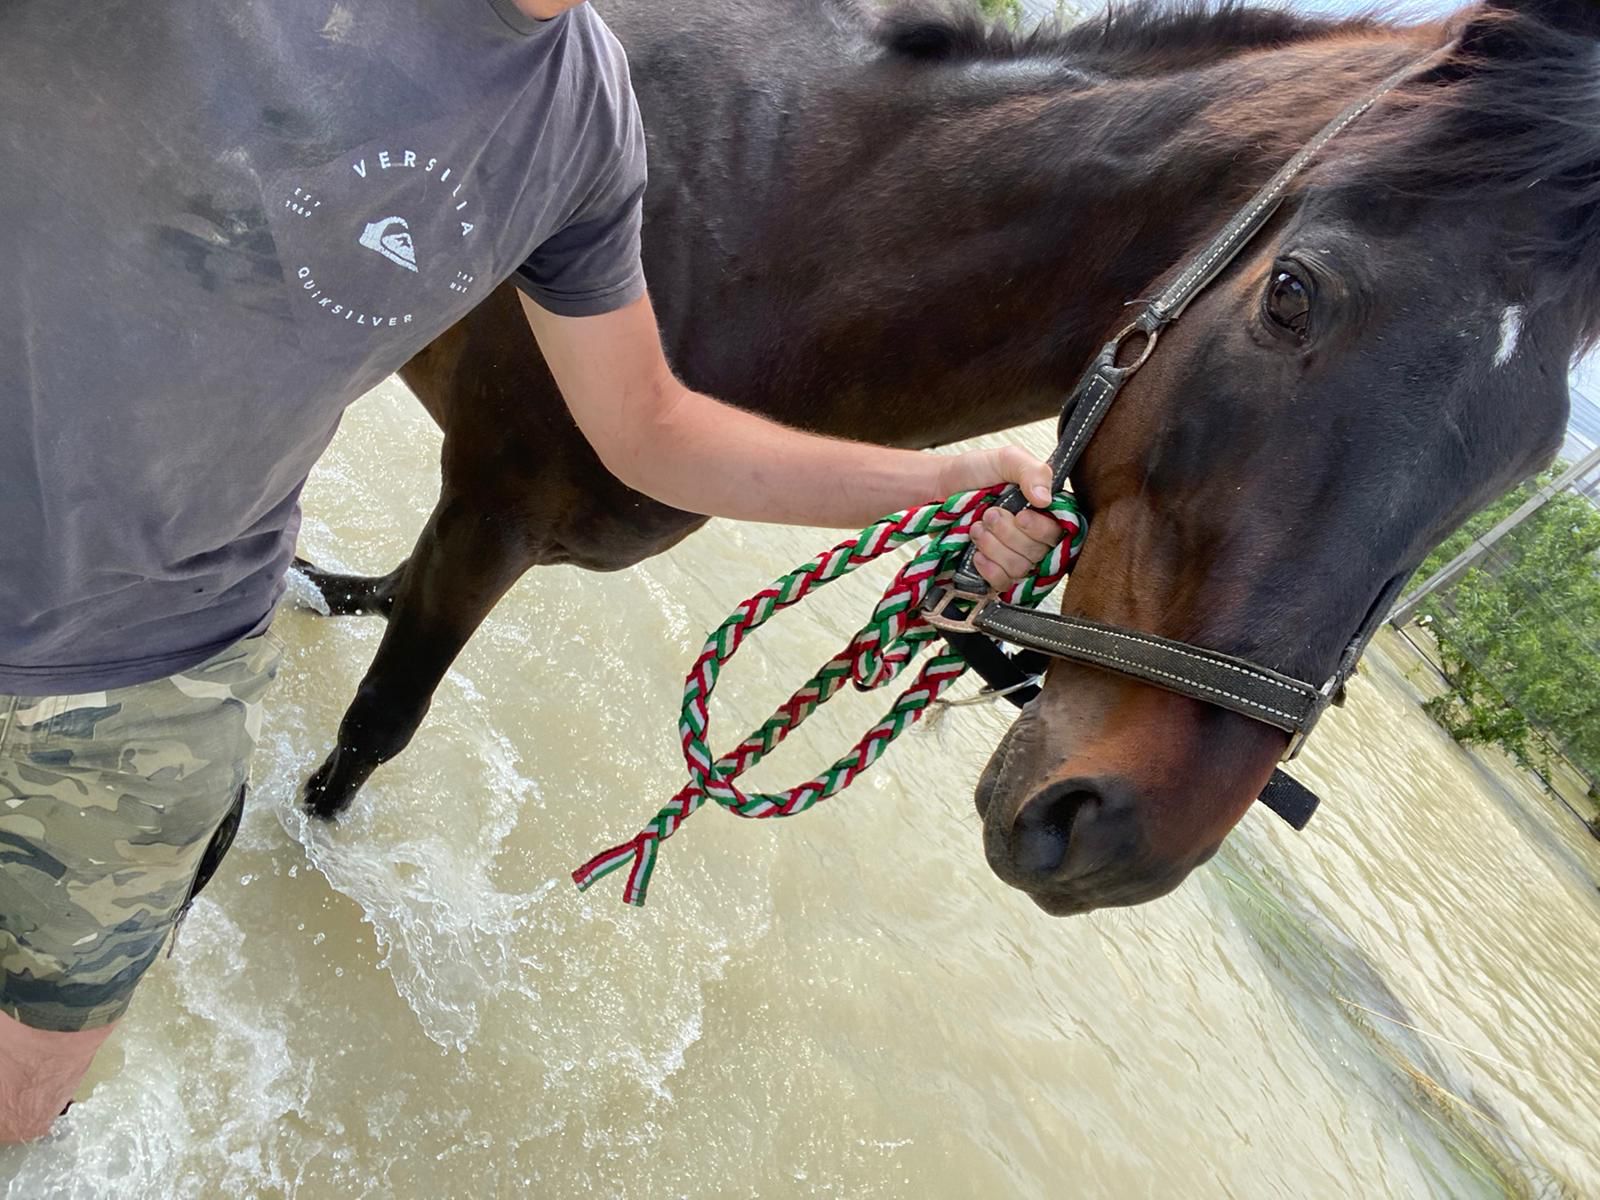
[0,0,1062,1140]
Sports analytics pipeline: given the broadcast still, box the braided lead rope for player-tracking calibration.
[572,486,1086,905]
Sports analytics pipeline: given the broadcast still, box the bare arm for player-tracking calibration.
[522,290,1061,587]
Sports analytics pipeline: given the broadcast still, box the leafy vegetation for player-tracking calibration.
[970,0,1080,30]
[1413,469,1600,808]
[974,0,1025,26]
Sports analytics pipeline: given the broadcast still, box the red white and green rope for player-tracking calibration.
[572,485,1085,905]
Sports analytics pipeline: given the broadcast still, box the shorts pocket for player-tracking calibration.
[18,633,283,783]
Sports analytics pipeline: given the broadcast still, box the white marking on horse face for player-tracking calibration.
[1494,304,1524,368]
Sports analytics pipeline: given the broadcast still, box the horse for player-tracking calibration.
[296,0,1599,917]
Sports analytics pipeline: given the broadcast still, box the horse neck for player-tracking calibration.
[723,30,1431,447]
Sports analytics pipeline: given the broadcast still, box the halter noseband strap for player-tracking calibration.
[926,50,1448,827]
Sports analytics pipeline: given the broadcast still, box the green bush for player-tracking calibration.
[1415,469,1600,782]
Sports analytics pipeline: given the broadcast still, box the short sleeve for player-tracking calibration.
[514,76,648,318]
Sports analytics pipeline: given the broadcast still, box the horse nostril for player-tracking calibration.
[1011,786,1101,877]
[1009,777,1140,883]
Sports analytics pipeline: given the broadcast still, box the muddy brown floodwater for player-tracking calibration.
[5,378,1598,1198]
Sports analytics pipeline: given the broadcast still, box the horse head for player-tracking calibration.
[977,0,1600,915]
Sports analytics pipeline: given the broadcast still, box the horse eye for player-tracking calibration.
[1264,267,1313,340]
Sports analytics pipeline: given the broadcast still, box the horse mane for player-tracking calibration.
[1320,3,1600,350]
[879,0,1600,352]
[875,0,1388,71]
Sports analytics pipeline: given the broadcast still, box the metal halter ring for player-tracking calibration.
[1106,320,1160,377]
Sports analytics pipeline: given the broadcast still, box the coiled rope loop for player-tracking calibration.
[572,485,1085,905]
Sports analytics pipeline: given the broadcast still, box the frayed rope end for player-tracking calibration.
[572,832,660,906]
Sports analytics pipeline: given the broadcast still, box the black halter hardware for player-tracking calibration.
[924,52,1445,831]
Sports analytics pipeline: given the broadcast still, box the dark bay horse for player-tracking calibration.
[298,0,1599,916]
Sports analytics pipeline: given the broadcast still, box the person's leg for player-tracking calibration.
[0,1010,114,1141]
[0,633,281,1143]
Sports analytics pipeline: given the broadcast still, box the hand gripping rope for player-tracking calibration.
[572,486,1085,906]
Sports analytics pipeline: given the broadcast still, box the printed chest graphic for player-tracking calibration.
[263,132,497,347]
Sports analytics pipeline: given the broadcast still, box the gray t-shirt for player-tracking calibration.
[0,0,646,693]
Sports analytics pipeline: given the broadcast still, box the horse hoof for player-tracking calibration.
[302,755,356,821]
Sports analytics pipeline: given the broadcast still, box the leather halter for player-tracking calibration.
[924,51,1448,830]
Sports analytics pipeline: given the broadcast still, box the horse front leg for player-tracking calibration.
[302,488,540,819]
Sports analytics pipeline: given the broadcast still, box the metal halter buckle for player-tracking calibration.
[922,585,997,634]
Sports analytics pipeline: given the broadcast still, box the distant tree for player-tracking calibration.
[1414,469,1600,797]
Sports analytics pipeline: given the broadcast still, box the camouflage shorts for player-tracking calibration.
[0,633,282,1032]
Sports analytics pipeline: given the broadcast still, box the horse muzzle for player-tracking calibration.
[973,667,1281,914]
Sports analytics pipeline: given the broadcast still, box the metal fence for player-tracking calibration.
[1386,446,1600,827]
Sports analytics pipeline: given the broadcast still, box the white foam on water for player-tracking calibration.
[165,902,324,1195]
[246,623,778,1138]
[274,721,550,1053]
[599,958,719,1102]
[1,903,316,1200]
[1,1065,186,1200]
[281,564,332,616]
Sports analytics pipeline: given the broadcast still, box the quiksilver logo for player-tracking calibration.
[358,215,418,273]
[278,144,478,332]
